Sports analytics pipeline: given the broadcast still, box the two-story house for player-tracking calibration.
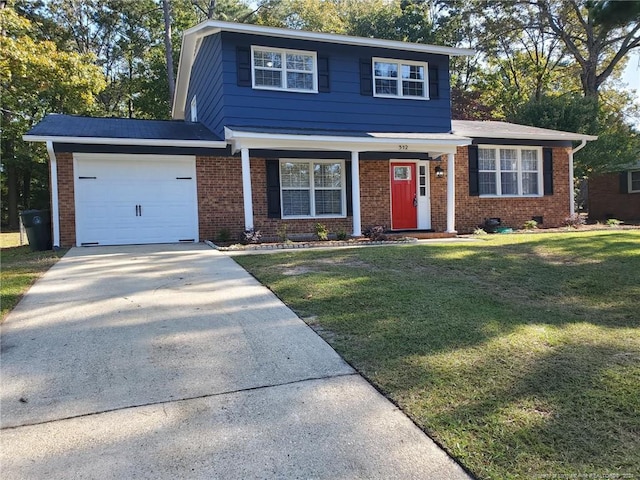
[25,20,596,247]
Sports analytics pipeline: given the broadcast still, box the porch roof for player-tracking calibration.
[224,126,472,156]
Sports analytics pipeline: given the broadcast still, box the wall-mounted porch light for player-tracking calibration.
[434,165,445,178]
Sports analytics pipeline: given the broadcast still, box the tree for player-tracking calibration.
[1,4,105,228]
[162,0,176,106]
[536,0,640,99]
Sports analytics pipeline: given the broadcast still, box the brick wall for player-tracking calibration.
[360,161,390,229]
[55,147,574,247]
[430,160,448,232]
[452,146,571,233]
[251,158,353,239]
[588,173,640,221]
[56,152,76,247]
[196,156,245,241]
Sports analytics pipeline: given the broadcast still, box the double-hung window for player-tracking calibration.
[629,170,640,193]
[252,46,317,93]
[478,146,543,196]
[280,160,345,218]
[372,57,428,99]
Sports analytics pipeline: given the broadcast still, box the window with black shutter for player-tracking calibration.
[266,159,281,218]
[468,145,479,196]
[543,147,553,195]
[360,58,373,96]
[236,47,251,87]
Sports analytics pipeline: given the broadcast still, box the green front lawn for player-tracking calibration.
[235,231,640,480]
[1,232,67,321]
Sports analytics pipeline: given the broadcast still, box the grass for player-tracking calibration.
[1,231,67,321]
[235,231,640,480]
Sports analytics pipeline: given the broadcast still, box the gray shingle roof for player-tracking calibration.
[25,114,222,143]
[451,120,597,142]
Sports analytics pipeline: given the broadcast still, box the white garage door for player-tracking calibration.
[74,153,198,246]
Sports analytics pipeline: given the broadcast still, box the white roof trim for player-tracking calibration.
[224,127,471,155]
[23,135,227,149]
[172,20,475,119]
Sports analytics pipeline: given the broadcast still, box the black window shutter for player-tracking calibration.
[468,145,479,196]
[318,56,330,93]
[345,160,353,216]
[620,171,629,193]
[428,66,439,99]
[236,47,251,87]
[360,58,373,96]
[266,159,281,218]
[543,147,553,195]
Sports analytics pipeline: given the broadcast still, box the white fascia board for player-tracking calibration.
[224,127,471,154]
[23,135,226,149]
[473,132,598,142]
[172,20,475,119]
[172,29,200,119]
[186,21,475,56]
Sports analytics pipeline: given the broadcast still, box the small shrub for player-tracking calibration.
[564,213,585,229]
[217,228,232,243]
[364,225,387,241]
[523,219,538,230]
[242,228,262,244]
[606,218,621,227]
[473,228,488,235]
[277,224,289,242]
[314,223,329,241]
[336,230,348,241]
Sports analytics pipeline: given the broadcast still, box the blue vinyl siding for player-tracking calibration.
[185,34,225,133]
[186,32,452,137]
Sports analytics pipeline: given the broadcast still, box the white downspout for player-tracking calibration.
[241,148,254,230]
[351,151,362,236]
[46,141,60,248]
[569,140,587,216]
[446,152,456,233]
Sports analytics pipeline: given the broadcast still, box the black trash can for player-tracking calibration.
[20,210,52,252]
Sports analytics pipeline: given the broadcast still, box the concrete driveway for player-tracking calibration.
[1,244,470,479]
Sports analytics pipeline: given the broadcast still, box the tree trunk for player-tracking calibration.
[581,66,599,100]
[22,169,31,210]
[7,164,19,229]
[162,0,176,108]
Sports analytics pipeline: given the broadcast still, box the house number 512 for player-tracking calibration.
[398,145,408,150]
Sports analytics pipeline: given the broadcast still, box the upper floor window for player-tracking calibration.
[479,146,542,196]
[372,57,428,99]
[190,96,197,122]
[252,46,318,93]
[630,170,640,193]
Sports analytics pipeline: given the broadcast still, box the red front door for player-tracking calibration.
[390,162,417,229]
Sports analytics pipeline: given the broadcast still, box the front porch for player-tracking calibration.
[224,127,471,240]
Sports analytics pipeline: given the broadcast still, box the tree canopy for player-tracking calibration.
[1,4,106,228]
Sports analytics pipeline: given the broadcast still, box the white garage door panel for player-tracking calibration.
[74,154,198,246]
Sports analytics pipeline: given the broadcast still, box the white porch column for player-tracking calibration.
[241,148,254,230]
[46,142,60,248]
[446,152,456,233]
[351,151,362,236]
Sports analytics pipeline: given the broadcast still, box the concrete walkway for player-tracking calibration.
[1,244,470,479]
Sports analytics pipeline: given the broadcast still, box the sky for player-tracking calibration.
[621,50,640,128]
